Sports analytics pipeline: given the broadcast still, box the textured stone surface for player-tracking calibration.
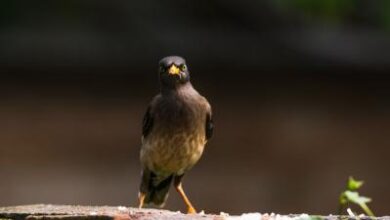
[0,204,218,220]
[0,205,389,220]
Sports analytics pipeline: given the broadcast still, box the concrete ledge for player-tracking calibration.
[0,204,217,220]
[0,204,389,220]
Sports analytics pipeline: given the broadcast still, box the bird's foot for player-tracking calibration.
[138,192,145,209]
[187,206,197,214]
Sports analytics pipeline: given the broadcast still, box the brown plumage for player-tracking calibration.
[138,56,213,213]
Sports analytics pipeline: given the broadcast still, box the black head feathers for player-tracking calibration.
[158,56,190,88]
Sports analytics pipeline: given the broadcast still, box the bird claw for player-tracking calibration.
[187,206,197,214]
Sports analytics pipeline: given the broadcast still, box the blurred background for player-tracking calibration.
[1,0,390,215]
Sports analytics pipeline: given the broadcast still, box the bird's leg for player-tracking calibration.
[138,192,145,209]
[173,175,197,214]
[138,168,150,209]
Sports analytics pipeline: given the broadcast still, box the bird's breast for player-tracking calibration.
[141,132,205,175]
[141,99,207,175]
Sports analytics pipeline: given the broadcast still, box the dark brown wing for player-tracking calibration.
[142,106,154,138]
[205,112,213,140]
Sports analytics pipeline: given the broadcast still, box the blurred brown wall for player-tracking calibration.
[0,72,389,215]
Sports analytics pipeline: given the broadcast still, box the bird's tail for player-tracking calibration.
[139,169,173,207]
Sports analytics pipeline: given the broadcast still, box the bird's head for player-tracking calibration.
[158,56,190,88]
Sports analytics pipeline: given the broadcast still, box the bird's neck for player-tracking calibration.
[160,82,195,97]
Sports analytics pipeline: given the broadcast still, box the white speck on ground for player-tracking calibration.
[220,211,230,217]
[238,213,262,220]
[347,208,355,217]
[222,213,311,220]
[293,214,310,220]
[117,206,128,212]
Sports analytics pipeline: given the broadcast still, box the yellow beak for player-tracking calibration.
[168,65,180,75]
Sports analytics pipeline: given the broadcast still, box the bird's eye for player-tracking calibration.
[180,64,187,71]
[159,66,166,72]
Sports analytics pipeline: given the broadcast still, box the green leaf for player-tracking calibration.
[347,176,364,190]
[344,191,371,205]
[338,177,375,216]
[343,191,375,216]
[339,192,348,205]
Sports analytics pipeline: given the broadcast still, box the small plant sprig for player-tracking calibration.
[339,176,374,217]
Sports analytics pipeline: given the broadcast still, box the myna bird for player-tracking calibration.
[138,56,213,214]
